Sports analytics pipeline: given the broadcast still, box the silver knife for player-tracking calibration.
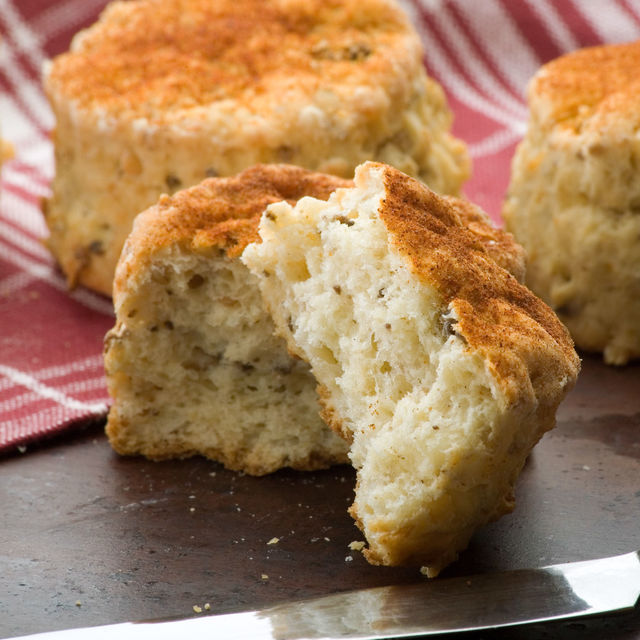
[9,550,640,639]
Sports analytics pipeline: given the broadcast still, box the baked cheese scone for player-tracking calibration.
[243,162,579,575]
[104,165,350,475]
[43,0,470,296]
[503,41,640,365]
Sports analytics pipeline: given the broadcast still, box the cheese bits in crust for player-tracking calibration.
[243,162,579,575]
[503,41,640,365]
[105,165,350,475]
[43,0,469,296]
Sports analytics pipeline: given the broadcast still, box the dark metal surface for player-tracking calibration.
[1,353,639,639]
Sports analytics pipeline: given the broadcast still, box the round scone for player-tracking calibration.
[43,0,470,296]
[503,41,640,365]
[243,162,579,575]
[105,164,351,475]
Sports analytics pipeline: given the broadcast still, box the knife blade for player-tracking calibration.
[9,550,640,640]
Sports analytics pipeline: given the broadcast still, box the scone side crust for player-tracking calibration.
[46,0,419,123]
[113,164,351,303]
[530,40,640,132]
[375,163,580,395]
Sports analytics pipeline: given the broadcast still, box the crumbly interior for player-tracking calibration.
[105,246,348,475]
[243,167,528,575]
[504,123,640,365]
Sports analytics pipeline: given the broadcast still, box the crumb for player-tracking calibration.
[419,566,429,576]
[204,603,211,611]
[267,537,279,545]
[261,574,269,580]
[345,555,353,562]
[17,445,27,454]
[193,605,203,614]
[75,601,82,607]
[189,507,196,512]
[324,537,330,542]
[348,540,365,552]
[188,495,196,499]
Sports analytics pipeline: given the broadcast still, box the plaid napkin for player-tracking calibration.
[1,0,638,454]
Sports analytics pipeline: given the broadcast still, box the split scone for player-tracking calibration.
[243,162,579,575]
[503,41,640,365]
[104,165,351,475]
[43,0,470,297]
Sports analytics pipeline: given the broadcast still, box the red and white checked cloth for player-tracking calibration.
[1,0,639,454]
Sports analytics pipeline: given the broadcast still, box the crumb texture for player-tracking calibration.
[105,165,350,475]
[243,162,579,574]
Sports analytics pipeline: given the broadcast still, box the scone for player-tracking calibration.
[104,164,350,475]
[243,162,579,575]
[503,41,640,365]
[43,0,470,296]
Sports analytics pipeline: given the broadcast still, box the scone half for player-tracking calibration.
[243,162,579,574]
[105,164,350,475]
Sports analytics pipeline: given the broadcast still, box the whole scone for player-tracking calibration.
[105,164,350,475]
[243,162,579,576]
[43,0,470,296]
[503,41,640,365]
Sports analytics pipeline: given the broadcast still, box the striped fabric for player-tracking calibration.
[1,0,638,453]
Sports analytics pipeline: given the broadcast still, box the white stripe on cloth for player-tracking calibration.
[0,374,108,416]
[0,1,46,70]
[0,270,39,299]
[524,0,580,52]
[572,0,640,43]
[0,92,51,168]
[0,220,52,261]
[426,4,528,120]
[0,189,49,238]
[454,0,542,97]
[0,355,107,392]
[0,242,114,316]
[0,364,108,415]
[467,127,522,159]
[405,1,525,131]
[624,0,640,20]
[0,33,53,130]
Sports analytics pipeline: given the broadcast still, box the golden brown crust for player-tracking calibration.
[530,40,640,133]
[374,163,580,404]
[441,196,525,282]
[48,0,416,124]
[114,164,350,302]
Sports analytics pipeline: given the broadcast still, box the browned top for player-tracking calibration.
[114,164,350,300]
[375,163,580,402]
[530,40,640,132]
[47,0,417,122]
[441,195,525,282]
